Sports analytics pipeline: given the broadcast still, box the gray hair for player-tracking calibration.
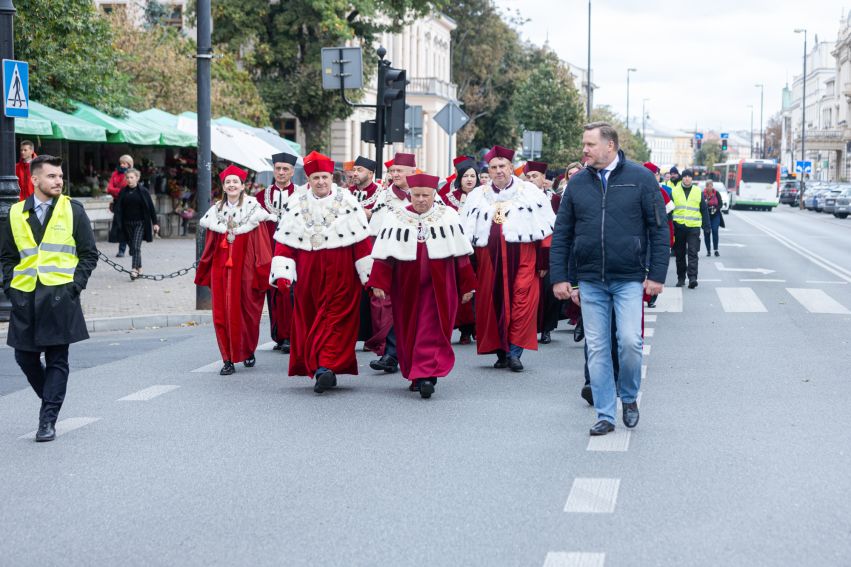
[584,121,619,148]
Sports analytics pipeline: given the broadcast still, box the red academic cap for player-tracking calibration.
[384,159,394,169]
[219,164,247,183]
[445,173,457,184]
[406,173,440,190]
[643,161,660,174]
[452,155,472,167]
[303,151,335,176]
[484,145,515,164]
[393,152,416,167]
[524,161,548,174]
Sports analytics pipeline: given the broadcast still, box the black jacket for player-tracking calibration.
[108,184,158,243]
[551,150,670,285]
[1,195,98,350]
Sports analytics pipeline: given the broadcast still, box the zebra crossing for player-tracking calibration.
[648,284,850,315]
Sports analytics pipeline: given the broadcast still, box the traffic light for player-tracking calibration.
[690,138,694,148]
[382,66,407,143]
[696,138,702,150]
[721,139,728,151]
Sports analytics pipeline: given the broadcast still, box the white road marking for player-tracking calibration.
[699,278,723,282]
[191,361,222,373]
[806,280,848,285]
[715,262,774,275]
[564,478,621,513]
[587,429,631,452]
[641,365,647,380]
[642,344,651,356]
[644,314,657,322]
[787,288,851,314]
[719,242,745,247]
[20,417,100,439]
[739,279,786,283]
[736,213,851,283]
[644,327,655,337]
[716,287,767,313]
[652,287,682,312]
[257,341,277,351]
[543,552,606,567]
[118,385,180,402]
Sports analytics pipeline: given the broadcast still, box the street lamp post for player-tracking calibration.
[195,0,212,310]
[795,28,807,197]
[642,98,649,140]
[586,0,592,120]
[0,0,18,320]
[755,83,764,159]
[626,67,636,129]
[747,104,754,158]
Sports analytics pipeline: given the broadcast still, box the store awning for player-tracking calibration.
[14,113,53,137]
[214,116,302,155]
[23,101,108,142]
[72,102,161,146]
[125,109,196,147]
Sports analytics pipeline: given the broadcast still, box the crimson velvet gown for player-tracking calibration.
[441,187,476,332]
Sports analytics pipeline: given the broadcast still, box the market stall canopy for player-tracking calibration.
[72,102,161,146]
[124,109,196,147]
[213,116,302,156]
[14,112,53,137]
[23,101,107,142]
[175,114,278,173]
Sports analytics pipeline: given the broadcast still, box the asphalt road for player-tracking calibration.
[1,207,849,567]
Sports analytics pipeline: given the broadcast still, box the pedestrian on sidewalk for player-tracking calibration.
[702,180,725,257]
[107,155,133,257]
[551,122,669,437]
[15,139,36,201]
[1,155,98,442]
[671,168,710,288]
[108,168,159,280]
[195,165,274,376]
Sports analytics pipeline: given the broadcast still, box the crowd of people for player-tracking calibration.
[6,122,723,441]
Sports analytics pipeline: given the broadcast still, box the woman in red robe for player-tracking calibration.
[270,152,373,393]
[368,174,476,398]
[195,165,274,375]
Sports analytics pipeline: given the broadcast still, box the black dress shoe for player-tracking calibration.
[220,361,235,375]
[573,319,584,342]
[116,252,125,258]
[314,370,337,393]
[714,250,720,257]
[688,281,698,289]
[589,420,615,436]
[369,355,398,373]
[281,339,290,354]
[243,354,256,368]
[507,357,523,372]
[581,385,594,406]
[676,280,685,287]
[493,359,508,369]
[272,342,282,351]
[623,401,639,428]
[540,331,551,344]
[706,251,711,257]
[418,379,435,399]
[36,421,56,442]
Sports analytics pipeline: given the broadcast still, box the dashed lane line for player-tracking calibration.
[19,417,101,440]
[644,314,657,322]
[118,385,180,402]
[543,552,606,567]
[564,478,621,513]
[642,344,651,356]
[644,328,655,337]
[716,287,767,313]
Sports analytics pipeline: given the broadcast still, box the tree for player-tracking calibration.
[764,113,782,161]
[195,0,445,152]
[512,50,584,166]
[694,140,726,167]
[14,0,132,114]
[591,107,651,163]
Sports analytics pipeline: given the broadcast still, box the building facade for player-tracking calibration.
[94,0,194,37]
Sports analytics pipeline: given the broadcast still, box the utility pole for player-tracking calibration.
[747,105,754,158]
[755,83,764,159]
[195,0,212,309]
[586,0,592,120]
[626,68,636,129]
[0,0,18,320]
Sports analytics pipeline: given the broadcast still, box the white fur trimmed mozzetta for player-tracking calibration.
[368,186,412,236]
[371,205,473,261]
[461,176,555,247]
[269,255,297,285]
[274,186,370,251]
[355,255,374,285]
[199,196,276,234]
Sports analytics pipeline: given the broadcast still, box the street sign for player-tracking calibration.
[433,101,469,135]
[522,130,543,159]
[3,59,29,118]
[720,132,729,139]
[404,105,423,148]
[795,161,813,174]
[694,132,703,140]
[320,47,364,90]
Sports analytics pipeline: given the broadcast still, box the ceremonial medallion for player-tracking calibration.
[310,232,324,248]
[493,203,507,225]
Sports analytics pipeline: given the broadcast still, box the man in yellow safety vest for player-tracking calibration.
[671,168,710,288]
[1,155,98,442]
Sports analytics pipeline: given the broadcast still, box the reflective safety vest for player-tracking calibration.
[9,195,78,292]
[672,184,702,228]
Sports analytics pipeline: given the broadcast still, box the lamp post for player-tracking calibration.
[586,0,592,120]
[642,98,649,140]
[0,0,18,321]
[755,83,764,159]
[747,104,754,158]
[795,28,807,196]
[626,67,636,129]
[195,0,212,310]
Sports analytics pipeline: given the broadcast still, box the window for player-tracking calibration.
[100,2,127,15]
[164,4,183,30]
[274,117,298,142]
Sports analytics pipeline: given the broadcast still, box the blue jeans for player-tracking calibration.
[704,215,721,252]
[578,280,644,424]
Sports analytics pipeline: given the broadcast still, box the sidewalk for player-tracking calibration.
[2,237,213,335]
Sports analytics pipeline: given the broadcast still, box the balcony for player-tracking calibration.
[407,77,457,100]
[795,129,847,151]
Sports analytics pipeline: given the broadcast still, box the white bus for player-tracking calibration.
[713,159,781,210]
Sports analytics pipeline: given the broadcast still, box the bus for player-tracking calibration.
[713,159,781,210]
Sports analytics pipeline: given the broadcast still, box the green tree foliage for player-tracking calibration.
[694,140,726,167]
[591,106,651,163]
[14,0,132,114]
[513,49,584,166]
[198,0,444,152]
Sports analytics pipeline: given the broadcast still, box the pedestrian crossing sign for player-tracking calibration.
[3,59,29,118]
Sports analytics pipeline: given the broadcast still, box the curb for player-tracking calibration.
[0,312,213,338]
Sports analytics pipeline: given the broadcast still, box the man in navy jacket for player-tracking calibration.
[551,122,670,436]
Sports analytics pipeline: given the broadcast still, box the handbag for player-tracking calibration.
[179,207,195,220]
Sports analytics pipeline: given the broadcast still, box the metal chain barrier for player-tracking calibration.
[96,249,198,281]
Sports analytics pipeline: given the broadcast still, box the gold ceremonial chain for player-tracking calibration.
[264,185,285,216]
[299,190,345,248]
[446,190,466,209]
[482,185,508,225]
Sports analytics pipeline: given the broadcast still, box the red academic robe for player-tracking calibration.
[255,183,296,343]
[440,187,475,330]
[275,240,373,377]
[195,228,272,364]
[16,157,35,201]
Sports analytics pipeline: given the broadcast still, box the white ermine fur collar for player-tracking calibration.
[371,205,473,261]
[461,176,555,247]
[261,183,307,222]
[368,186,411,236]
[199,196,275,234]
[274,186,370,251]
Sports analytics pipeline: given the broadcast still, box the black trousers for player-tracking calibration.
[674,224,702,283]
[385,327,397,360]
[15,344,70,423]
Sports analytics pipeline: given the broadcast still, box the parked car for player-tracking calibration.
[833,188,851,219]
[804,188,827,210]
[699,181,730,213]
[779,181,801,206]
[816,187,842,213]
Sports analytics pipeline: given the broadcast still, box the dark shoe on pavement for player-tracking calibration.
[459,333,472,345]
[573,319,585,343]
[589,420,615,436]
[706,251,711,257]
[243,354,256,368]
[494,351,508,369]
[280,339,290,354]
[116,252,125,258]
[714,250,720,257]
[623,401,640,428]
[507,357,524,372]
[272,342,283,351]
[688,280,698,289]
[540,331,551,344]
[676,280,685,287]
[35,420,56,442]
[369,355,398,373]
[418,379,435,399]
[581,385,594,406]
[220,361,235,375]
[314,370,337,393]
[646,295,657,308]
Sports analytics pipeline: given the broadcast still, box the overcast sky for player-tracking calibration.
[494,0,847,134]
